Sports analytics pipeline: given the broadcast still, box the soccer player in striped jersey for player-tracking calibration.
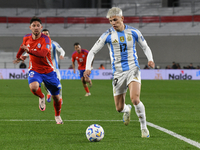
[13,16,63,124]
[41,29,65,103]
[84,7,155,137]
[71,43,92,96]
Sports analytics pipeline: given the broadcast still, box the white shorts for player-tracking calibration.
[55,69,61,80]
[112,67,141,96]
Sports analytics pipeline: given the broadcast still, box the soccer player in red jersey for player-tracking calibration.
[13,16,63,124]
[71,43,92,96]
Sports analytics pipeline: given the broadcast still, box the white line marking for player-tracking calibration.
[147,122,200,149]
[1,119,199,149]
[0,119,127,122]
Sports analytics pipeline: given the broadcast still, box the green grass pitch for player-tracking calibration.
[0,80,200,150]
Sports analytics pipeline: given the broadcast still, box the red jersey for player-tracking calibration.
[16,33,54,74]
[71,49,89,70]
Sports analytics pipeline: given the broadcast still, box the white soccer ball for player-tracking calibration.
[86,124,104,142]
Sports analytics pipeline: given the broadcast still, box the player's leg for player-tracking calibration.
[82,77,91,96]
[128,81,149,138]
[113,75,132,125]
[28,71,46,111]
[56,69,63,103]
[80,70,91,96]
[88,79,92,87]
[114,93,132,125]
[85,75,92,87]
[43,71,63,124]
[59,84,62,102]
[52,94,63,124]
[46,69,61,103]
[42,82,52,103]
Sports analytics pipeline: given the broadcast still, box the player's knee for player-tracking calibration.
[52,95,60,102]
[29,82,39,92]
[30,86,39,92]
[130,95,140,105]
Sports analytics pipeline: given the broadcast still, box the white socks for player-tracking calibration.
[59,85,62,98]
[134,101,147,130]
[120,104,130,113]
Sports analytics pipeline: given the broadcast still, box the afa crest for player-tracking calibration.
[127,35,132,41]
[120,36,124,42]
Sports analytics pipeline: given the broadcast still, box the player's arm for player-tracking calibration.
[136,31,155,68]
[71,54,76,73]
[84,33,108,79]
[85,50,94,70]
[16,46,25,59]
[14,40,26,64]
[20,52,29,61]
[16,38,26,59]
[54,41,65,59]
[26,38,51,57]
[72,60,76,74]
[27,47,49,57]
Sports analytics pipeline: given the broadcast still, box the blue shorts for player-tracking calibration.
[79,70,85,78]
[28,70,61,95]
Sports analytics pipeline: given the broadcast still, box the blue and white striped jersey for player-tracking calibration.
[51,40,65,69]
[86,24,153,75]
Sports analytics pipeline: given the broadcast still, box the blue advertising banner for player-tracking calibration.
[0,69,200,80]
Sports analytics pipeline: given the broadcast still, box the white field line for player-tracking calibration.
[147,122,200,149]
[0,119,200,149]
[0,119,126,122]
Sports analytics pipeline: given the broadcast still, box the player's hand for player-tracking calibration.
[20,55,27,61]
[148,61,155,68]
[84,70,91,80]
[13,58,21,64]
[20,45,29,52]
[59,56,64,60]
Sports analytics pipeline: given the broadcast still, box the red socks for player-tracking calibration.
[54,99,62,116]
[30,87,44,98]
[84,87,90,93]
[31,87,62,116]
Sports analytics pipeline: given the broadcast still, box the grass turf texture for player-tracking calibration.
[0,80,200,150]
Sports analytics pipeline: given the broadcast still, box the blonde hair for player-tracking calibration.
[106,7,123,18]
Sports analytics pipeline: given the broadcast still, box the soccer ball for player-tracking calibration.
[86,124,104,142]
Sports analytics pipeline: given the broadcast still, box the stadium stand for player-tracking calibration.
[0,0,200,69]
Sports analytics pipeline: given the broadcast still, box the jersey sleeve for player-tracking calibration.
[54,41,65,57]
[28,49,49,57]
[134,30,154,62]
[71,53,75,62]
[86,32,109,70]
[16,37,26,59]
